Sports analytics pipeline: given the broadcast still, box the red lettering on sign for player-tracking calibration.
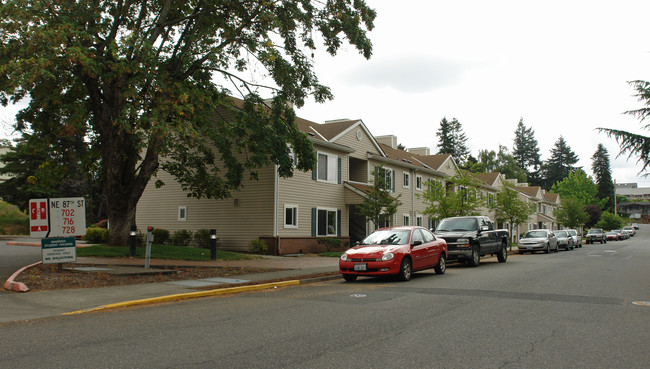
[31,225,48,232]
[30,202,37,220]
[39,202,47,220]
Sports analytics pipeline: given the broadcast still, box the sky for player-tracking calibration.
[293,0,650,187]
[2,0,650,187]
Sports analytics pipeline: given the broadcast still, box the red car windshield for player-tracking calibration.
[361,230,411,245]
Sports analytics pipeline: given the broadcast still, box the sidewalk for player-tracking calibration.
[0,253,341,324]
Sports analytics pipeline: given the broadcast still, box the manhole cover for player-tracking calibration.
[350,294,367,298]
[632,301,650,307]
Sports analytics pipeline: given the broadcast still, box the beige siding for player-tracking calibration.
[278,146,348,237]
[334,126,382,160]
[136,165,275,252]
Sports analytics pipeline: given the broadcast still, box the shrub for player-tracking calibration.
[249,239,268,254]
[83,227,108,243]
[152,228,170,244]
[317,237,343,252]
[171,229,192,246]
[95,219,108,228]
[193,229,212,248]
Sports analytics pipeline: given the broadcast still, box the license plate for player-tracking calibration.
[527,246,533,249]
[354,263,367,271]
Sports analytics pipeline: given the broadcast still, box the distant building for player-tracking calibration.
[616,183,650,201]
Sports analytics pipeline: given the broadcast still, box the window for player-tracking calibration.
[416,175,423,190]
[284,205,298,228]
[411,229,424,244]
[317,152,339,183]
[378,167,395,192]
[403,172,410,188]
[178,206,187,221]
[288,147,298,167]
[317,208,338,236]
[416,214,423,227]
[377,214,391,229]
[487,193,496,206]
[403,214,410,226]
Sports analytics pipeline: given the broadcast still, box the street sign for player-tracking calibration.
[41,237,77,264]
[29,197,86,238]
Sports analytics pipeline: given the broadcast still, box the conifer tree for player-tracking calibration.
[512,118,542,181]
[542,136,580,189]
[591,144,615,211]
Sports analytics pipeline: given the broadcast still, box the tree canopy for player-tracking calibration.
[420,174,485,221]
[542,136,580,189]
[554,197,589,230]
[512,118,541,183]
[591,143,615,211]
[436,117,469,164]
[0,0,376,245]
[490,181,535,244]
[355,165,401,231]
[550,169,601,207]
[598,80,650,175]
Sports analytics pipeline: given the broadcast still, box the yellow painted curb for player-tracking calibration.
[63,280,301,315]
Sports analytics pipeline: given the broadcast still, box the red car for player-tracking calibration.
[339,226,448,282]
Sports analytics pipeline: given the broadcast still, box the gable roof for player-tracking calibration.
[375,143,447,177]
[476,172,501,187]
[518,186,543,199]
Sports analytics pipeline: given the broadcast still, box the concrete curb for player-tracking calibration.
[62,274,343,316]
[3,261,41,292]
[62,280,302,315]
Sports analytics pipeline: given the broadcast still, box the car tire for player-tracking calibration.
[518,251,525,255]
[467,245,481,267]
[434,253,446,275]
[497,243,508,263]
[398,258,412,281]
[343,274,357,282]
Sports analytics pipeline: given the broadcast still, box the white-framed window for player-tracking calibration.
[178,206,187,221]
[288,146,298,167]
[403,214,410,226]
[317,207,338,236]
[317,152,338,183]
[416,214,423,227]
[416,175,423,190]
[284,204,298,229]
[377,166,395,192]
[403,172,410,188]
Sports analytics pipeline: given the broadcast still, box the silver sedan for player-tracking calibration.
[518,229,559,254]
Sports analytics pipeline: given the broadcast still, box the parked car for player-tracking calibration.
[567,229,582,248]
[606,231,620,241]
[632,223,640,230]
[622,226,636,237]
[339,226,447,282]
[555,230,575,250]
[518,229,559,254]
[433,216,509,267]
[585,228,607,244]
[613,229,628,240]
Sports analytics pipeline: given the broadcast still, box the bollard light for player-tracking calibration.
[210,229,217,260]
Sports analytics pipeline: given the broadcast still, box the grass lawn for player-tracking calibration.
[77,244,262,261]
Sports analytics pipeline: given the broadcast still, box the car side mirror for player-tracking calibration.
[480,225,489,232]
[411,240,423,247]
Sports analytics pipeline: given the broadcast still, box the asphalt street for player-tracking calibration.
[2,226,649,368]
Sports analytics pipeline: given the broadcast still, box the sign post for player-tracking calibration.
[30,197,87,272]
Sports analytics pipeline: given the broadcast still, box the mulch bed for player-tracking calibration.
[13,264,280,292]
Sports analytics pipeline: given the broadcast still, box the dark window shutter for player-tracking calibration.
[312,169,317,180]
[337,157,342,184]
[337,210,342,236]
[311,208,317,236]
[392,170,395,192]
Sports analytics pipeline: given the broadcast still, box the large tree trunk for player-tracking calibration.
[99,113,160,246]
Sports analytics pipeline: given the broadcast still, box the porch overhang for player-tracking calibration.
[344,181,371,205]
